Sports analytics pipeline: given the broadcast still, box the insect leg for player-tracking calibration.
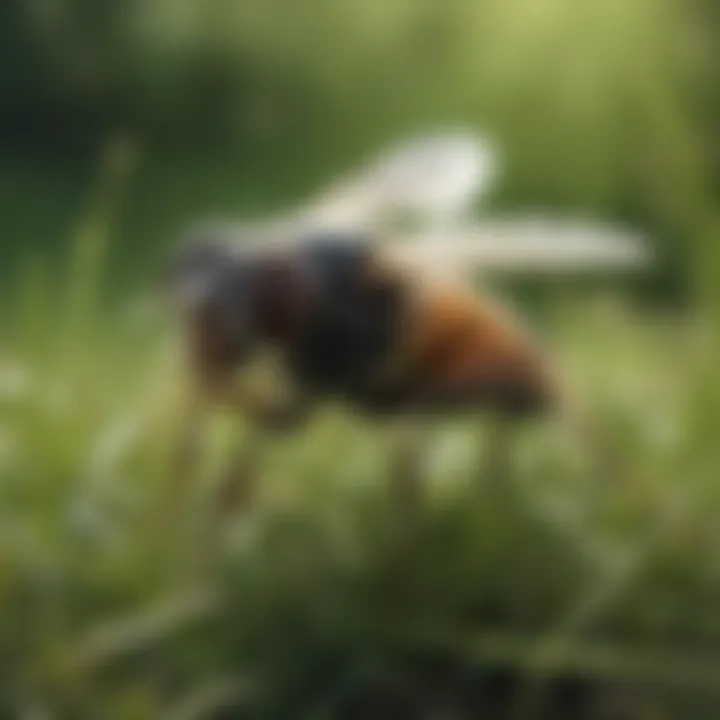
[157,373,212,534]
[386,418,430,572]
[481,413,516,493]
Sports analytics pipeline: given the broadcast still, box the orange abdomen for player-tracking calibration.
[402,285,556,414]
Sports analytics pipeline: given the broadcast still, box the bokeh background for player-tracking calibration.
[1,0,719,717]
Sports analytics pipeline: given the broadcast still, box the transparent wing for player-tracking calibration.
[190,215,652,281]
[386,217,652,278]
[301,128,498,232]
[179,130,653,279]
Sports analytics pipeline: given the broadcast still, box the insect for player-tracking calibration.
[164,129,650,551]
[168,230,555,422]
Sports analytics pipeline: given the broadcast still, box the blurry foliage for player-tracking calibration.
[0,0,716,180]
[1,0,718,303]
[2,1,720,716]
[1,282,720,716]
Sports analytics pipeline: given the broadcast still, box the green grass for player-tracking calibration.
[1,0,718,712]
[0,133,718,718]
[2,202,720,718]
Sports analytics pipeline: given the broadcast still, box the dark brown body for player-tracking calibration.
[176,236,556,425]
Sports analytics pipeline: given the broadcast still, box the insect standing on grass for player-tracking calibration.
[164,130,651,554]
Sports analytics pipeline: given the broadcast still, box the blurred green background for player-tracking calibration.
[2,0,718,296]
[1,0,720,717]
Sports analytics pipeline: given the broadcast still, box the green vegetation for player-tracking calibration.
[1,246,719,716]
[1,152,719,715]
[2,0,718,295]
[1,0,719,716]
